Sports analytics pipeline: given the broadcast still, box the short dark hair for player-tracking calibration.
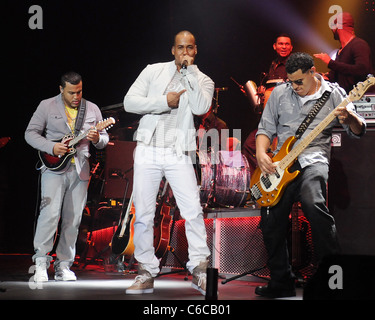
[285,52,314,74]
[275,33,292,43]
[60,71,82,88]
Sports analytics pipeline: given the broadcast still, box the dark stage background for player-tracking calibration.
[1,0,374,253]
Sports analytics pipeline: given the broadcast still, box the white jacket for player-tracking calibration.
[124,60,214,154]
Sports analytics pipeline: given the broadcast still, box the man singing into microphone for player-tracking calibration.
[123,30,214,295]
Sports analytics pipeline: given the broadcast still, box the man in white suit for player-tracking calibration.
[124,30,214,295]
[25,72,109,281]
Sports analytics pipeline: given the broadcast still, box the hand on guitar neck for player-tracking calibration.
[334,105,364,135]
[52,127,99,157]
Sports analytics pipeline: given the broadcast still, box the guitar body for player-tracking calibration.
[38,135,76,171]
[250,136,300,207]
[38,117,115,171]
[153,204,172,259]
[111,202,135,256]
[111,215,135,256]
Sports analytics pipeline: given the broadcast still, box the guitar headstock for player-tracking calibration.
[96,117,116,131]
[348,75,375,102]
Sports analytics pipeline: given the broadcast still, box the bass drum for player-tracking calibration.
[196,150,251,208]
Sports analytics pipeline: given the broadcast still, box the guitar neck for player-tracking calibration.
[119,193,134,237]
[67,117,115,147]
[68,128,90,147]
[279,98,350,170]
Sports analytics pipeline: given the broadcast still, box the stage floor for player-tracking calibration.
[0,254,303,302]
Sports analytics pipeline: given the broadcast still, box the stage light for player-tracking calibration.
[245,0,335,53]
[364,1,375,12]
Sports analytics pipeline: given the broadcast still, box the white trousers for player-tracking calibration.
[133,144,210,276]
[33,164,88,268]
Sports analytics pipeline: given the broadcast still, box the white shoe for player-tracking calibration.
[126,267,154,294]
[191,260,208,295]
[54,267,77,281]
[34,258,49,282]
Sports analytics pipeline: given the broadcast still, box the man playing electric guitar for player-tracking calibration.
[25,72,109,282]
[254,53,366,298]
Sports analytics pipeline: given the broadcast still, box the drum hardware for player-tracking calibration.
[230,76,285,112]
[244,80,262,114]
[230,76,262,114]
[230,76,247,96]
[212,86,228,114]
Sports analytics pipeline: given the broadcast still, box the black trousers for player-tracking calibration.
[259,161,341,286]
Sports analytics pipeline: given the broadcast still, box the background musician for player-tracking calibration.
[25,72,109,282]
[314,12,373,94]
[254,52,366,298]
[242,34,293,176]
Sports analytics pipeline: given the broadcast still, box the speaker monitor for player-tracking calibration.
[329,126,375,255]
[103,141,136,200]
[164,216,270,278]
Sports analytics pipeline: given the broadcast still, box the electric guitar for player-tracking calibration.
[111,193,136,256]
[250,76,375,207]
[38,117,115,171]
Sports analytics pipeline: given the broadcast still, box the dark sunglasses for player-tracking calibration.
[288,79,304,86]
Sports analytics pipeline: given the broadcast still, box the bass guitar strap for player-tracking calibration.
[294,90,331,139]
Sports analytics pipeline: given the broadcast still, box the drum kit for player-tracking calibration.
[196,150,251,209]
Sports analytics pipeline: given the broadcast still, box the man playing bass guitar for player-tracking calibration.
[254,52,366,298]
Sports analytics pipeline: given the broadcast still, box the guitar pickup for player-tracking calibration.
[250,185,262,200]
[260,174,272,189]
[274,170,280,179]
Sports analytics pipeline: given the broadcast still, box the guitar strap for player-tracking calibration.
[74,98,87,135]
[295,90,331,139]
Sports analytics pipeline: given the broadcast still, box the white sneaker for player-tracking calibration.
[192,260,208,295]
[126,268,154,294]
[34,258,49,282]
[54,267,77,281]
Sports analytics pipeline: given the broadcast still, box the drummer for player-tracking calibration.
[242,33,293,175]
[257,33,293,105]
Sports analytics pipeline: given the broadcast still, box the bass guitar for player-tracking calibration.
[111,193,136,256]
[250,76,375,207]
[38,117,115,171]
